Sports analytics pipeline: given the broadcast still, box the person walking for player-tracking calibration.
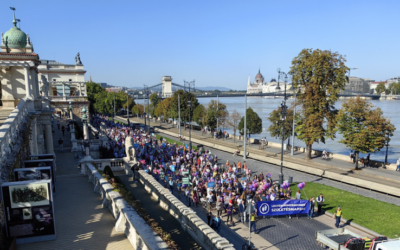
[308,197,315,219]
[216,197,223,217]
[295,190,301,219]
[239,200,246,223]
[333,206,343,228]
[213,215,221,233]
[366,153,370,167]
[316,193,325,216]
[58,138,64,152]
[250,212,257,234]
[207,209,212,226]
[226,203,235,226]
[396,158,400,172]
[168,177,174,193]
[61,125,65,136]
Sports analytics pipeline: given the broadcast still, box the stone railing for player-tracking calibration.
[76,139,106,151]
[81,162,168,250]
[0,98,32,160]
[92,158,125,172]
[121,160,235,250]
[49,96,88,102]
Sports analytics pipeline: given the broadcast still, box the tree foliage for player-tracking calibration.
[132,104,144,116]
[336,95,395,168]
[169,90,199,122]
[86,81,104,113]
[227,109,241,141]
[192,104,207,127]
[267,107,296,141]
[149,93,161,116]
[375,83,386,94]
[154,97,172,120]
[205,100,227,130]
[290,48,348,159]
[238,107,262,138]
[387,82,400,95]
[122,98,136,111]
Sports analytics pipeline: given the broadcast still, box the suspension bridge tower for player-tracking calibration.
[162,76,173,97]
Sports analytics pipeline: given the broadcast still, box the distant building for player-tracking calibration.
[247,69,265,94]
[342,77,372,94]
[106,87,125,93]
[387,77,400,84]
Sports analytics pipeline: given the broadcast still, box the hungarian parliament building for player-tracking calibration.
[246,69,290,94]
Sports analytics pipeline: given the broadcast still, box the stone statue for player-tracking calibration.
[40,75,49,97]
[75,52,82,65]
[125,134,137,164]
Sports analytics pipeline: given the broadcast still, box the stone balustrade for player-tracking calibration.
[81,162,168,250]
[121,159,235,250]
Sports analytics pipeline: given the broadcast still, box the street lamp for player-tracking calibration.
[184,80,195,150]
[385,132,390,165]
[291,84,297,156]
[277,68,289,184]
[125,90,130,125]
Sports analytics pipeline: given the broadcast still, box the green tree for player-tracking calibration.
[154,97,172,120]
[336,95,396,169]
[122,97,136,111]
[267,107,296,142]
[387,82,400,95]
[149,93,161,116]
[238,107,262,139]
[290,48,348,159]
[375,83,386,94]
[86,81,105,113]
[132,104,144,116]
[227,109,241,142]
[169,89,199,123]
[205,100,227,131]
[192,104,207,127]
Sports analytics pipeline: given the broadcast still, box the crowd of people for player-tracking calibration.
[91,115,322,234]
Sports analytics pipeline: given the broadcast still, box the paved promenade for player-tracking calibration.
[19,118,132,250]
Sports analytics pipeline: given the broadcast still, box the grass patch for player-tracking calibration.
[155,134,198,150]
[290,182,400,238]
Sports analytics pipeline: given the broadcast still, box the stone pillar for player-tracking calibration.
[84,82,87,96]
[83,123,89,140]
[30,117,39,155]
[62,83,66,100]
[80,83,83,96]
[24,67,31,98]
[45,124,54,154]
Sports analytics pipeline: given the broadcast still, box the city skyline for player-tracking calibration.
[0,0,399,88]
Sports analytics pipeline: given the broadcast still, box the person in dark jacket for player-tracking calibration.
[239,200,246,223]
[207,209,212,226]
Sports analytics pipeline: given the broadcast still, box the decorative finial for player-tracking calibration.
[10,7,16,27]
[26,34,30,44]
[1,33,4,44]
[16,19,20,29]
[258,68,260,73]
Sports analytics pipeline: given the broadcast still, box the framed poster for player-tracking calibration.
[24,160,56,194]
[14,167,52,182]
[29,154,57,172]
[1,179,56,243]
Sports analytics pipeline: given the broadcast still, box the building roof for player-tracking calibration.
[255,69,264,79]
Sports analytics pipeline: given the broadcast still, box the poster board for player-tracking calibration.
[29,154,56,172]
[14,167,52,182]
[24,160,56,194]
[1,179,56,244]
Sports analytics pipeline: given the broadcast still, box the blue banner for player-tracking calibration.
[208,182,215,188]
[170,165,175,172]
[257,200,310,216]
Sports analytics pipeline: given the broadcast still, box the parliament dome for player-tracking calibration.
[4,26,27,49]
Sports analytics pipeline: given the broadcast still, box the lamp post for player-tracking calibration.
[125,90,130,123]
[81,106,90,157]
[244,95,247,160]
[291,85,297,156]
[184,80,195,150]
[277,68,288,184]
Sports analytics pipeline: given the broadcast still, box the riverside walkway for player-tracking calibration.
[18,118,132,250]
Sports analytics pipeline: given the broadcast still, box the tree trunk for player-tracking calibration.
[305,144,312,160]
[355,151,359,170]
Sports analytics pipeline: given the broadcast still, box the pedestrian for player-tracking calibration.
[207,209,212,226]
[213,215,221,233]
[295,190,301,219]
[396,158,400,172]
[169,177,174,193]
[239,199,246,223]
[333,206,343,228]
[250,212,257,234]
[58,138,64,151]
[316,193,325,216]
[177,179,182,199]
[350,150,354,163]
[366,153,370,167]
[57,121,60,130]
[216,197,223,217]
[226,203,235,226]
[61,125,65,136]
[308,197,315,219]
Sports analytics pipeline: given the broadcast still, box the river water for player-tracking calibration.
[136,97,400,163]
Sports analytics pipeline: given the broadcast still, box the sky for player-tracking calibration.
[1,0,399,89]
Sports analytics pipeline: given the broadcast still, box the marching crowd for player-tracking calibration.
[91,115,328,234]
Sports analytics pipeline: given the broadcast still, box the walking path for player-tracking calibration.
[18,118,132,250]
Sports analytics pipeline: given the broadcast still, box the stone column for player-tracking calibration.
[80,83,83,96]
[84,82,87,96]
[24,67,31,98]
[30,117,38,154]
[62,83,66,100]
[83,123,89,140]
[45,124,54,154]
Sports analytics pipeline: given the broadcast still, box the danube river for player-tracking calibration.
[137,97,400,163]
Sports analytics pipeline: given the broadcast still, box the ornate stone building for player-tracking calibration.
[246,69,265,94]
